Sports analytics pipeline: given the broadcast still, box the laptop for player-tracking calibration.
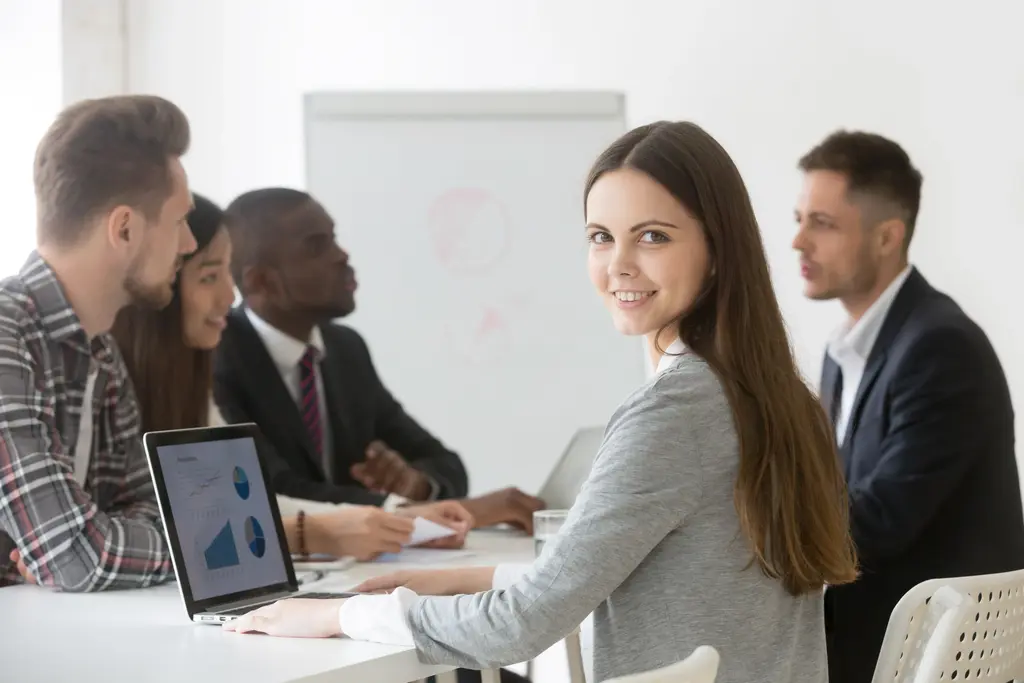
[537,426,605,510]
[143,423,356,624]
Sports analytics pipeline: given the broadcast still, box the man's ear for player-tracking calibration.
[104,205,135,250]
[876,218,907,258]
[242,265,280,301]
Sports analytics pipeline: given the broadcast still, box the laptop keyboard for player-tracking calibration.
[296,592,349,600]
[217,592,345,617]
[219,605,260,617]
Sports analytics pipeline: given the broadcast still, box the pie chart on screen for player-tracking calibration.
[232,466,250,500]
[245,516,266,558]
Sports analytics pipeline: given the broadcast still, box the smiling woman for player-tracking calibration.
[219,121,857,683]
[111,193,234,431]
[585,171,712,369]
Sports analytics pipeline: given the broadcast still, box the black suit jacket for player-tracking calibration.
[213,307,469,506]
[820,268,1024,683]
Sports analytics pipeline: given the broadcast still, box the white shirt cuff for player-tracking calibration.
[492,562,531,589]
[275,495,350,517]
[338,587,419,647]
[382,494,410,512]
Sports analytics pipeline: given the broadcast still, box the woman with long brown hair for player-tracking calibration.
[223,123,857,683]
[111,193,471,561]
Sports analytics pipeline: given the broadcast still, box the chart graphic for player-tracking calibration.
[204,521,240,570]
[232,466,250,500]
[244,517,266,558]
[182,463,222,499]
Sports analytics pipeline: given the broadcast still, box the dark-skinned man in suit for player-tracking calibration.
[793,130,1024,683]
[214,187,544,522]
[212,188,541,683]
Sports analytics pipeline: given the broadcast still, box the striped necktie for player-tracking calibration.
[298,346,324,468]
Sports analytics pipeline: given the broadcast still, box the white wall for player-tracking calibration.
[0,0,62,277]
[127,0,1024,476]
[0,0,132,278]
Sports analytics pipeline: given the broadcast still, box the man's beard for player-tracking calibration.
[124,261,176,310]
[846,245,882,299]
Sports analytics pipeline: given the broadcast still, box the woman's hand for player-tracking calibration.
[397,500,474,549]
[353,567,496,596]
[223,598,346,638]
[307,507,414,561]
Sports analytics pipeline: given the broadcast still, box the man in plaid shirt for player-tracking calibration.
[0,95,198,591]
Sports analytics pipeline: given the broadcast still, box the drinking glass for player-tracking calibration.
[533,509,569,557]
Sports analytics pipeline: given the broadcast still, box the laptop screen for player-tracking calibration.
[155,436,289,602]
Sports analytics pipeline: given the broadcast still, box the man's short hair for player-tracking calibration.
[224,188,312,296]
[798,130,923,245]
[34,94,191,246]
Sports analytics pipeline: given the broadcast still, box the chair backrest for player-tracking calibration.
[872,568,1024,683]
[603,646,720,683]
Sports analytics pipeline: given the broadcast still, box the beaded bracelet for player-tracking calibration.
[297,510,308,559]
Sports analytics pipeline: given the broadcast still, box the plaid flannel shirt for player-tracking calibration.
[0,252,172,591]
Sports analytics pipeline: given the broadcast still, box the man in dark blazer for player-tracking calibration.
[793,130,1024,683]
[213,188,545,531]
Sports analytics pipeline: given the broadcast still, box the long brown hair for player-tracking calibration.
[585,122,858,595]
[111,193,224,432]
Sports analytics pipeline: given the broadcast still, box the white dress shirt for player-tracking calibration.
[246,309,332,466]
[336,337,690,645]
[826,266,913,445]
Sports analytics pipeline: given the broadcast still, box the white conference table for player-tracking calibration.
[0,528,535,683]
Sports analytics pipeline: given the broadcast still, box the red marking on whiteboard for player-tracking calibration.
[477,308,504,337]
[428,187,510,275]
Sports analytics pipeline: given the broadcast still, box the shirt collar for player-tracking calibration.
[21,251,118,369]
[655,338,687,375]
[828,264,914,363]
[245,307,326,370]
[21,251,86,343]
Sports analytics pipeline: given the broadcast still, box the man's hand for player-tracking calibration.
[353,567,496,596]
[350,440,431,500]
[306,507,414,561]
[461,487,546,533]
[398,500,474,549]
[8,550,37,584]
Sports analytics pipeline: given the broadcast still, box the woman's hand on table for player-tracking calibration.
[353,567,496,596]
[223,567,498,639]
[223,598,346,638]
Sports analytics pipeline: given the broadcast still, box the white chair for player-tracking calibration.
[429,626,585,683]
[871,568,1024,683]
[523,625,587,683]
[603,646,720,683]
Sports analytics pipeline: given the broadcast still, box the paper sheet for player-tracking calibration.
[373,548,476,564]
[291,555,357,572]
[407,516,457,546]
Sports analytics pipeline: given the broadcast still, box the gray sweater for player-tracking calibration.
[406,353,828,683]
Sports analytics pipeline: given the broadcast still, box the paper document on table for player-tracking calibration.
[291,555,357,572]
[407,517,457,546]
[374,548,476,564]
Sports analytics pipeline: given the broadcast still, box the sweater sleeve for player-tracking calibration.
[399,369,704,669]
[335,563,530,645]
